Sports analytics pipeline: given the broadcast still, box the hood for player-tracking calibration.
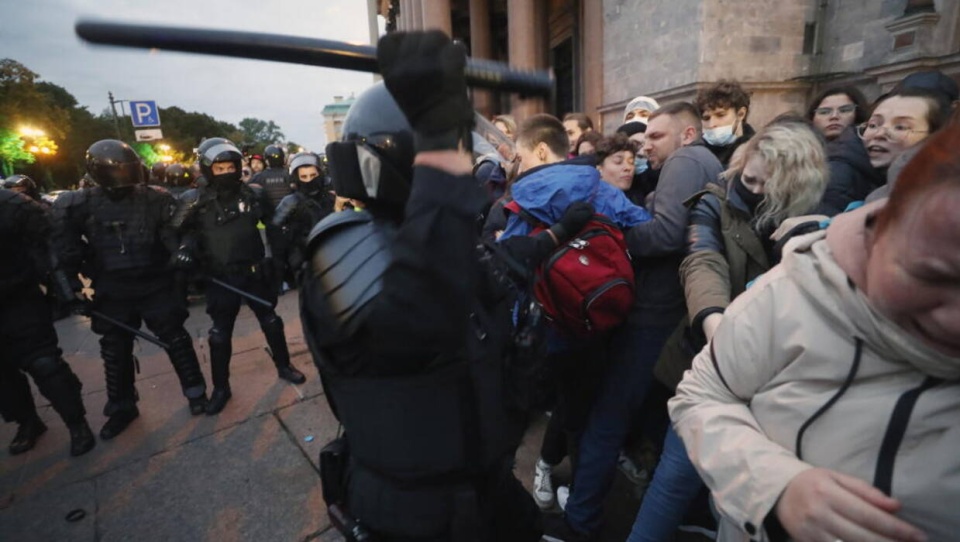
[781,201,960,380]
[500,158,651,240]
[827,125,882,182]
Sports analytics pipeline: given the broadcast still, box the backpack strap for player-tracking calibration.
[503,200,548,230]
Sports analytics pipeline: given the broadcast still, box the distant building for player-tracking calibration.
[322,95,356,144]
[376,0,959,131]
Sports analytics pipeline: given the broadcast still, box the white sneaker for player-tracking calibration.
[556,485,570,511]
[533,458,556,510]
[617,451,650,487]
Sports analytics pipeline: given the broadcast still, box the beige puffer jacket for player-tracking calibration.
[669,202,960,542]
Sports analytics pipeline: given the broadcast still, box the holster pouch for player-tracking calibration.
[320,436,349,506]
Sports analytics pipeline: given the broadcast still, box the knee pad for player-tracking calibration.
[209,326,232,347]
[23,356,68,379]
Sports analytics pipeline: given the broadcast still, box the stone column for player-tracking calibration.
[582,0,603,129]
[411,0,424,31]
[421,0,453,35]
[470,0,494,117]
[508,0,546,120]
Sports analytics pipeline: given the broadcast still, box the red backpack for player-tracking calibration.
[504,201,636,337]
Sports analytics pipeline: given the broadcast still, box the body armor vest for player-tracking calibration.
[0,191,43,294]
[252,167,292,208]
[301,211,523,536]
[86,187,168,274]
[195,186,265,271]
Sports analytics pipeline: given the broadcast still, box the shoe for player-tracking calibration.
[557,485,570,511]
[9,418,47,455]
[68,421,96,456]
[205,388,232,415]
[277,365,306,384]
[617,451,650,487]
[533,458,556,510]
[99,408,139,440]
[188,395,208,416]
[541,513,594,542]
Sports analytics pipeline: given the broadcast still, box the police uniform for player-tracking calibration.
[0,189,94,456]
[176,138,306,415]
[53,139,208,439]
[273,152,334,286]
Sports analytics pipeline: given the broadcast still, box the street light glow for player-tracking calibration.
[28,145,40,153]
[19,127,46,138]
[158,144,171,151]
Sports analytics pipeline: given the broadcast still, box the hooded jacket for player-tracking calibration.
[499,156,651,240]
[816,125,884,216]
[669,200,960,542]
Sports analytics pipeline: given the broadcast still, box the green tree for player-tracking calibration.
[238,117,285,147]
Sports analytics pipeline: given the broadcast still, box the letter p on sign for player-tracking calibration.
[129,100,160,128]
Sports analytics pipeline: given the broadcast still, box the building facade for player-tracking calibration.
[321,95,356,144]
[379,0,959,131]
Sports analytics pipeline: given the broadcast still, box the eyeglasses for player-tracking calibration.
[857,121,929,141]
[813,104,857,117]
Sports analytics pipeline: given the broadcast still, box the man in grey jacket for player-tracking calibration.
[550,102,724,541]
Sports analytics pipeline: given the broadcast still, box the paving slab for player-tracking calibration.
[94,415,327,542]
[0,478,96,542]
[275,394,341,472]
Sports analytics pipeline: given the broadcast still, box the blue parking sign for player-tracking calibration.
[129,100,161,127]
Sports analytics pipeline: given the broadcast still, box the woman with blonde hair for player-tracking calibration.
[627,118,829,542]
[671,118,960,542]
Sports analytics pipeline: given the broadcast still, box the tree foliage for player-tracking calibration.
[0,58,281,189]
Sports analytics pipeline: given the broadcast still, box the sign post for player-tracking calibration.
[129,100,163,141]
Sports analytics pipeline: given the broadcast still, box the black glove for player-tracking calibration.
[172,246,196,271]
[548,201,595,244]
[377,31,474,152]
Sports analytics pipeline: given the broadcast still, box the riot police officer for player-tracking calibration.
[149,162,167,186]
[163,163,194,198]
[3,174,43,203]
[52,140,209,440]
[300,32,544,541]
[249,144,292,208]
[175,138,306,415]
[272,152,334,287]
[0,189,95,457]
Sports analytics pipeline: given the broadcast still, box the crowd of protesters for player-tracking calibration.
[2,55,958,542]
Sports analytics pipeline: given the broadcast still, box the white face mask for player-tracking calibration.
[703,124,737,146]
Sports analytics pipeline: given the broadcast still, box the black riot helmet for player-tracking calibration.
[164,163,193,188]
[325,82,414,218]
[197,137,243,189]
[264,144,286,168]
[150,162,167,184]
[288,152,326,196]
[3,174,41,200]
[85,139,144,190]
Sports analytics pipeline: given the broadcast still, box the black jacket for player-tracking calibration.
[624,143,724,326]
[816,126,884,216]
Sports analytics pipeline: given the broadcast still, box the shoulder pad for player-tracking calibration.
[52,189,87,209]
[305,210,393,335]
[147,185,172,196]
[307,209,374,247]
[178,187,201,205]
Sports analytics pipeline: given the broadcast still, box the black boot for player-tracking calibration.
[24,356,88,432]
[260,315,305,384]
[100,407,139,440]
[9,417,47,455]
[206,326,233,416]
[277,365,306,384]
[205,387,232,415]
[164,331,208,414]
[68,421,96,456]
[189,395,209,416]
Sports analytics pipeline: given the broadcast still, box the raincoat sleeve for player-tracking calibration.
[669,275,813,541]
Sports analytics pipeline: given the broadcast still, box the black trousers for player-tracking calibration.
[0,286,85,425]
[92,277,205,415]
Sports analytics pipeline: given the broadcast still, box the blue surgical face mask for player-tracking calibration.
[634,157,649,175]
[702,124,737,146]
